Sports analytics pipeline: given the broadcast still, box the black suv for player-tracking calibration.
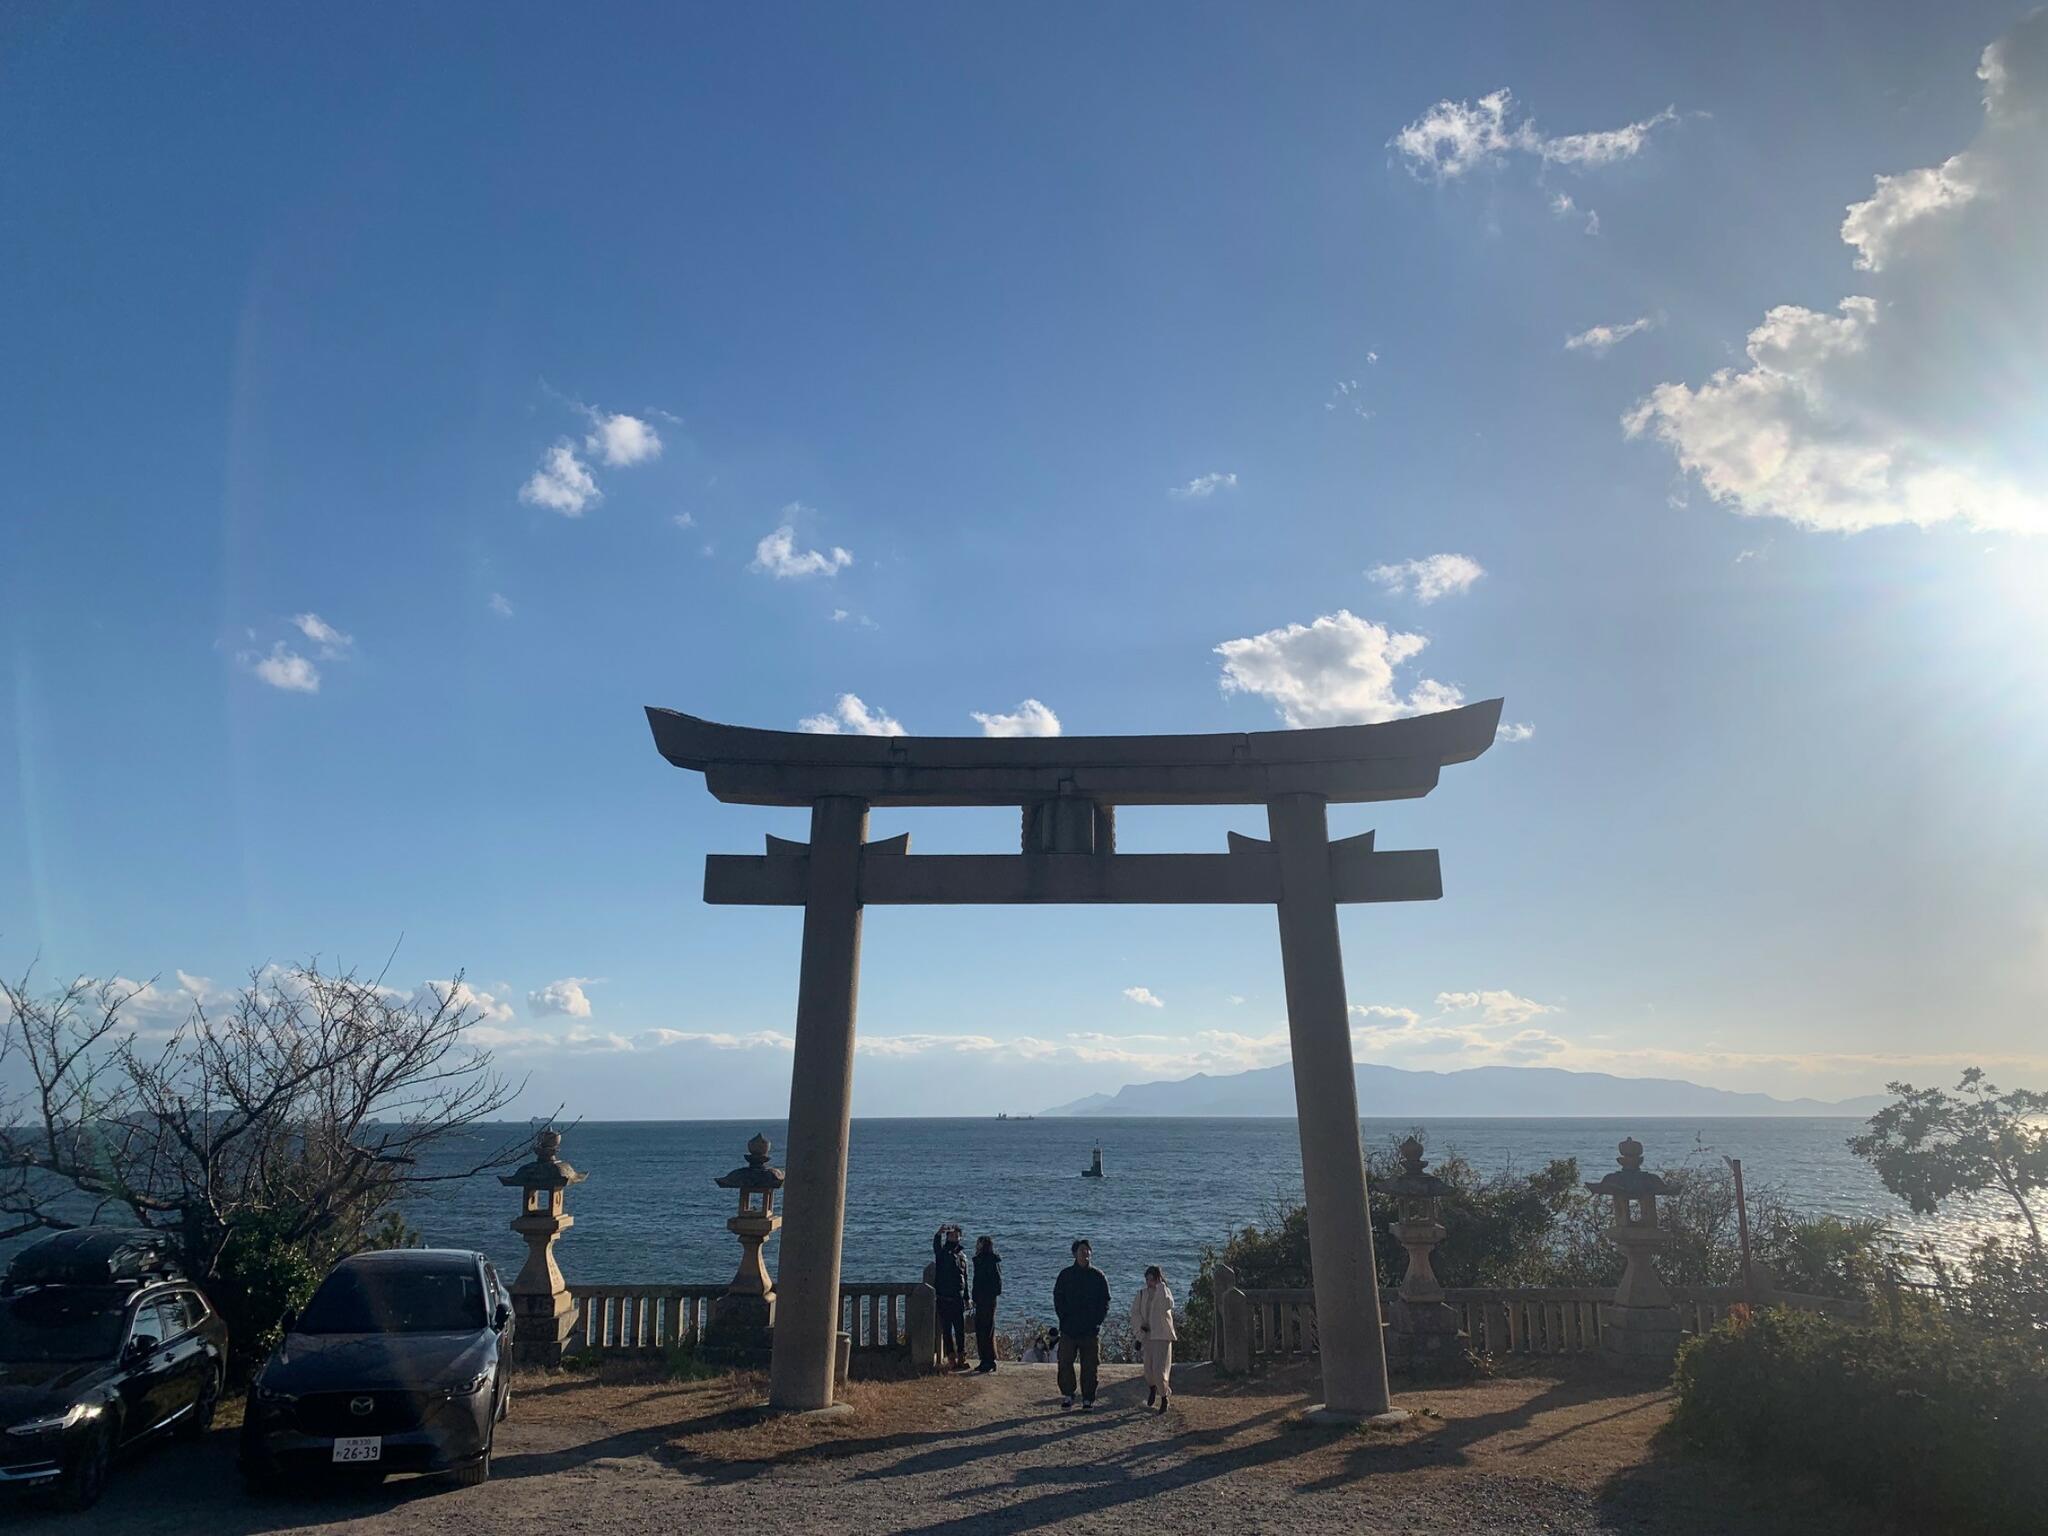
[0,1229,230,1510]
[241,1248,513,1491]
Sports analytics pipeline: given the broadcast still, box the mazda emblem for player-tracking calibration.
[349,1396,374,1417]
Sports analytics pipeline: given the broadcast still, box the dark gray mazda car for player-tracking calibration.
[240,1249,513,1491]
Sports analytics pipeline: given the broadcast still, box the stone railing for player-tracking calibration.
[1216,1282,1862,1372]
[569,1284,726,1353]
[569,1280,935,1364]
[839,1281,934,1360]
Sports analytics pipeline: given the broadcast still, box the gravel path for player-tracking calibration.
[3,1362,1865,1536]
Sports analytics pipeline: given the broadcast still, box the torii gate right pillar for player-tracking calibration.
[1269,792,1395,1420]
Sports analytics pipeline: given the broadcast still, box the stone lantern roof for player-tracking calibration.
[716,1132,785,1193]
[499,1126,586,1192]
[1584,1136,1669,1199]
[1378,1135,1451,1200]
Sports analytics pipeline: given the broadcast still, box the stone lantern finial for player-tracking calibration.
[1585,1135,1683,1376]
[1378,1134,1467,1377]
[498,1123,587,1367]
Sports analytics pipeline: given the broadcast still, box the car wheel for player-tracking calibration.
[57,1422,114,1512]
[181,1368,223,1439]
[446,1444,491,1488]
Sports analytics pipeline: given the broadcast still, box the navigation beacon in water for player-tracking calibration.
[1081,1144,1104,1178]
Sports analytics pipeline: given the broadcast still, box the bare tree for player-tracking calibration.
[1,960,527,1283]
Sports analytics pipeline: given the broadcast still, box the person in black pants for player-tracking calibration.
[1052,1237,1111,1410]
[932,1224,969,1369]
[971,1235,1003,1372]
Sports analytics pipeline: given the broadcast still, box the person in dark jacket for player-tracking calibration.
[970,1235,1003,1372]
[932,1224,970,1369]
[1051,1237,1111,1410]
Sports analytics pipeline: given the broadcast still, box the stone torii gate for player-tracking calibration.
[648,697,1502,1417]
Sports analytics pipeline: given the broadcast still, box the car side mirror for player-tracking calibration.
[125,1334,160,1363]
[492,1301,511,1332]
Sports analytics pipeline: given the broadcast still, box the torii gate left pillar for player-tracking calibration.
[768,795,867,1411]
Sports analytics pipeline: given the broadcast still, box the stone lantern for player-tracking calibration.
[706,1132,784,1361]
[499,1126,586,1368]
[1379,1136,1469,1376]
[1586,1136,1684,1375]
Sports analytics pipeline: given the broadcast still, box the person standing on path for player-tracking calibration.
[971,1235,1004,1373]
[1130,1264,1177,1411]
[932,1224,970,1370]
[1052,1238,1111,1410]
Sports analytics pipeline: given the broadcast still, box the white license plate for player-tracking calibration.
[331,1437,382,1464]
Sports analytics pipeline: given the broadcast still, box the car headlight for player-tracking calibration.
[446,1371,491,1398]
[7,1401,104,1437]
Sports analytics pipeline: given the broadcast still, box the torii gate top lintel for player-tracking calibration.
[644,697,1503,809]
[646,698,1503,909]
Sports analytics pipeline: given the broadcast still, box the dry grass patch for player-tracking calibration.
[509,1358,976,1464]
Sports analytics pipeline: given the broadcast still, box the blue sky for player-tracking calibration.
[4,3,2046,1118]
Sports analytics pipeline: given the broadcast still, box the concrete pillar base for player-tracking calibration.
[765,1401,857,1422]
[1304,1405,1413,1428]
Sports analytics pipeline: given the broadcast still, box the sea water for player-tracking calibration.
[384,1116,2006,1320]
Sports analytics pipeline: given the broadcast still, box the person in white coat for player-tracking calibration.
[1130,1265,1177,1411]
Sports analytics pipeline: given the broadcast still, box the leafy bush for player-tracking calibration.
[1673,1307,2048,1535]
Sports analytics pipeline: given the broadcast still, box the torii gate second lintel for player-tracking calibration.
[646,698,1504,1419]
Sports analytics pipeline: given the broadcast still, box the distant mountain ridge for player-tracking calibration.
[1040,1062,1888,1118]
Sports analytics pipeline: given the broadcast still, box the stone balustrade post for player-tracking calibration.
[1212,1262,1238,1370]
[906,1282,938,1374]
[1222,1286,1253,1375]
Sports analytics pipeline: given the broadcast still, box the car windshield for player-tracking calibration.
[295,1266,485,1335]
[0,1291,125,1363]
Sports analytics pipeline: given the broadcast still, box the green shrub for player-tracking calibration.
[1673,1306,2048,1535]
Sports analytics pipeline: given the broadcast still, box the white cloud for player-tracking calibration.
[1391,89,1675,181]
[1550,192,1575,217]
[1350,1003,1423,1028]
[1842,156,1978,272]
[426,979,516,1025]
[1326,379,1372,420]
[520,444,601,517]
[291,613,354,657]
[752,522,853,578]
[858,1033,1006,1058]
[673,512,695,529]
[248,642,319,693]
[972,699,1062,737]
[1584,209,1601,236]
[1436,989,1559,1028]
[1216,609,1463,728]
[637,1028,795,1053]
[583,411,662,467]
[799,694,905,736]
[488,592,514,618]
[1123,986,1165,1008]
[1495,721,1535,743]
[528,977,596,1018]
[1565,316,1656,354]
[1169,472,1238,500]
[1626,14,2048,536]
[1367,552,1485,603]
